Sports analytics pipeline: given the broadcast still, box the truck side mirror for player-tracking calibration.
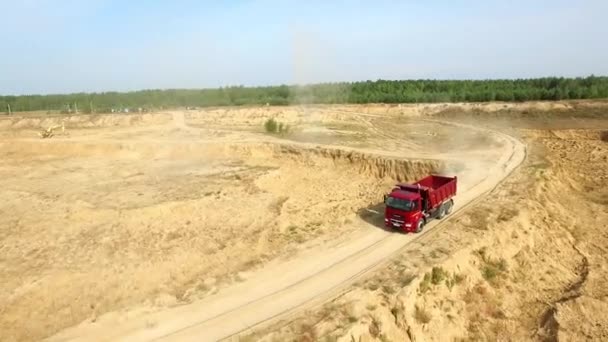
[383,194,387,202]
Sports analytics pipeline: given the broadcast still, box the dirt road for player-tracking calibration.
[43,113,525,342]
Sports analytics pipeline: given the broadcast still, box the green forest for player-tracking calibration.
[2,76,608,113]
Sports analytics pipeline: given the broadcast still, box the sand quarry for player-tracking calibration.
[0,102,606,341]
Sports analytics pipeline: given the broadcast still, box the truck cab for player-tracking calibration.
[384,189,423,232]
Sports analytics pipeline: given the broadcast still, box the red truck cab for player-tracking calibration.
[384,175,457,233]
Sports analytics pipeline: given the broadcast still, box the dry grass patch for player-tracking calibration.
[414,305,432,324]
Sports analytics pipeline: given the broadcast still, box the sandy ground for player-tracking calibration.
[240,104,608,342]
[1,105,502,341]
[0,101,605,341]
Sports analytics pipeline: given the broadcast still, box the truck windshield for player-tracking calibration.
[385,197,416,211]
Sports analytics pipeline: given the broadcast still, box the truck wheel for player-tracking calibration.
[437,205,445,219]
[446,200,454,215]
[415,220,424,233]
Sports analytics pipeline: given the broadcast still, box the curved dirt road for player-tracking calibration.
[48,115,526,342]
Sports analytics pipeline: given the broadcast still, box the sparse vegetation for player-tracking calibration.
[420,267,449,293]
[420,273,432,293]
[414,305,432,324]
[421,267,465,292]
[264,118,289,134]
[482,258,508,283]
[264,118,276,132]
[445,272,465,290]
[475,248,509,284]
[431,266,448,285]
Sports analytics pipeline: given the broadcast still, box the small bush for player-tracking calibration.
[414,305,432,324]
[431,267,448,285]
[481,258,508,283]
[264,118,289,134]
[482,265,499,281]
[264,118,277,133]
[600,130,608,142]
[496,258,508,272]
[420,273,432,293]
[446,273,464,290]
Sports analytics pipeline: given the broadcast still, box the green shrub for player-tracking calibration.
[264,118,277,133]
[420,273,432,293]
[481,258,508,283]
[431,266,447,285]
[264,118,289,135]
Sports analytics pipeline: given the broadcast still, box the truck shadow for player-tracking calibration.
[357,202,402,234]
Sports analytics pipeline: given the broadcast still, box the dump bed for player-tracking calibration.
[396,175,457,210]
[415,175,455,190]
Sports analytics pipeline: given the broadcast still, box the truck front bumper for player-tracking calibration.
[385,218,413,232]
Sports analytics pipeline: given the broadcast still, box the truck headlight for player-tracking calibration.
[405,223,412,227]
[384,218,388,222]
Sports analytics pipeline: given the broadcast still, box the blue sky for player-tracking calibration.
[1,0,607,95]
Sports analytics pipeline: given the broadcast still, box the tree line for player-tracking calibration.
[2,76,607,113]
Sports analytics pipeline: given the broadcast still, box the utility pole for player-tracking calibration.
[74,102,78,114]
[7,104,11,115]
[89,101,93,114]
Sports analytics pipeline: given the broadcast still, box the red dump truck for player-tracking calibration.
[384,175,457,233]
